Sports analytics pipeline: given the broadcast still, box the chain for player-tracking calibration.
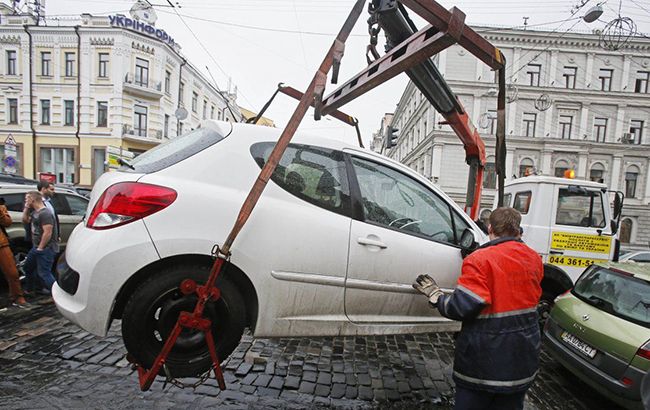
[161,364,216,390]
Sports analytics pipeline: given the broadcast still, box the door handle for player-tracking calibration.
[357,237,387,249]
[549,250,564,255]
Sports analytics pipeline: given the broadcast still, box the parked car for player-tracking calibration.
[620,251,650,263]
[0,183,90,266]
[544,262,650,409]
[0,173,38,186]
[58,183,92,198]
[53,120,488,377]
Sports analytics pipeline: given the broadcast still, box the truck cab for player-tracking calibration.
[498,176,623,319]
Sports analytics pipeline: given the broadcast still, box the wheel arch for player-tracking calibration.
[111,254,259,330]
[541,263,573,298]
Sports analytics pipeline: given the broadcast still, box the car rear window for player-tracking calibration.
[573,266,650,328]
[126,127,228,173]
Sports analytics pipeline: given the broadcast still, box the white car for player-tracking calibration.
[619,251,650,263]
[53,120,487,377]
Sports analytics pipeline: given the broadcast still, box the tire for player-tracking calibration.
[121,263,247,378]
[537,290,555,329]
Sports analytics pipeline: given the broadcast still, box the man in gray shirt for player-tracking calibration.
[21,191,58,295]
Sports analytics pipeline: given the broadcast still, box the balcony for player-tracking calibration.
[123,73,163,99]
[122,125,163,146]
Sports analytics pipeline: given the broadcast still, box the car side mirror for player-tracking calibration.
[460,228,479,258]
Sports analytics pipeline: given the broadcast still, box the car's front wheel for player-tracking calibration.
[121,263,246,378]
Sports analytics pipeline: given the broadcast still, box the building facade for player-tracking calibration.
[0,5,242,186]
[375,27,650,250]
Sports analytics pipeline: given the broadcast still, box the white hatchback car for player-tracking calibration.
[53,120,487,377]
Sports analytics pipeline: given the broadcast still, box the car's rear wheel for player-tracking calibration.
[121,263,246,378]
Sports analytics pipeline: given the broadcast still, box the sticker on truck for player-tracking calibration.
[548,255,608,268]
[550,232,611,254]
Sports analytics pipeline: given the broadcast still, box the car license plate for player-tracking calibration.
[561,331,597,358]
[548,255,607,268]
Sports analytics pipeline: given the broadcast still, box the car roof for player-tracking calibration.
[504,175,607,189]
[594,261,650,281]
[0,183,80,195]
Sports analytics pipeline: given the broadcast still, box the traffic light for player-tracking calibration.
[385,126,399,149]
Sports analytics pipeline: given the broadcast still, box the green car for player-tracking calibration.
[544,262,650,409]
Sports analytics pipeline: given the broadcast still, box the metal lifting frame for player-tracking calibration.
[130,0,506,391]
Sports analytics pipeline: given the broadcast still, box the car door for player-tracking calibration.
[50,193,88,249]
[344,154,469,324]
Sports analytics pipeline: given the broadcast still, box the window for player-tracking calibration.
[630,120,644,144]
[563,66,577,89]
[135,57,149,87]
[594,117,607,142]
[483,160,496,189]
[164,114,169,138]
[599,68,613,91]
[554,160,570,178]
[179,82,185,104]
[625,168,638,198]
[7,98,18,124]
[251,142,351,217]
[523,112,537,137]
[350,156,468,245]
[65,52,75,77]
[97,101,108,127]
[98,53,109,78]
[555,188,605,228]
[526,64,541,86]
[559,115,573,139]
[502,193,512,207]
[192,92,198,113]
[178,122,183,135]
[519,158,534,177]
[203,100,207,119]
[487,109,497,135]
[589,163,605,183]
[41,52,51,76]
[40,100,50,125]
[635,71,649,93]
[6,50,16,75]
[0,144,22,175]
[134,105,148,136]
[65,194,88,216]
[620,218,632,244]
[513,191,532,214]
[40,147,75,183]
[92,148,106,184]
[164,70,171,94]
[64,100,74,126]
[573,266,650,328]
[211,105,215,119]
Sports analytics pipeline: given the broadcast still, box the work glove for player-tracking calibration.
[413,274,444,305]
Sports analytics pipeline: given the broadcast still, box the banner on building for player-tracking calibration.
[107,146,136,169]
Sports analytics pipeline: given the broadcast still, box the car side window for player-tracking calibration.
[513,191,531,214]
[50,194,72,215]
[64,194,88,216]
[350,156,462,245]
[0,193,27,212]
[250,142,351,217]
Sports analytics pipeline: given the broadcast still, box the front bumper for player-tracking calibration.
[53,221,159,336]
[543,321,644,406]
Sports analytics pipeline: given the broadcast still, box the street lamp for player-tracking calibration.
[583,5,604,23]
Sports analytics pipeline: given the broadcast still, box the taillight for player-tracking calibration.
[87,182,177,230]
[636,340,650,360]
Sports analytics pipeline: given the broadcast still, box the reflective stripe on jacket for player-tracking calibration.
[435,237,543,393]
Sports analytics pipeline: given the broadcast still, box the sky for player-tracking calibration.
[35,0,650,146]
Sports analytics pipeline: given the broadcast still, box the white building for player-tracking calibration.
[0,5,242,186]
[376,27,650,250]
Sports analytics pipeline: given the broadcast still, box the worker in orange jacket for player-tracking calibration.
[414,207,543,410]
[0,202,27,306]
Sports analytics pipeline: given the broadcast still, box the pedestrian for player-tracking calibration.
[413,207,543,410]
[36,179,60,242]
[0,199,27,306]
[21,191,59,295]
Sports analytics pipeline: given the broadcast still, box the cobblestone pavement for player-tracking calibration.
[0,298,624,409]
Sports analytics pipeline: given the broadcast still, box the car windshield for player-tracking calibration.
[556,188,606,228]
[573,266,650,328]
[125,127,227,173]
